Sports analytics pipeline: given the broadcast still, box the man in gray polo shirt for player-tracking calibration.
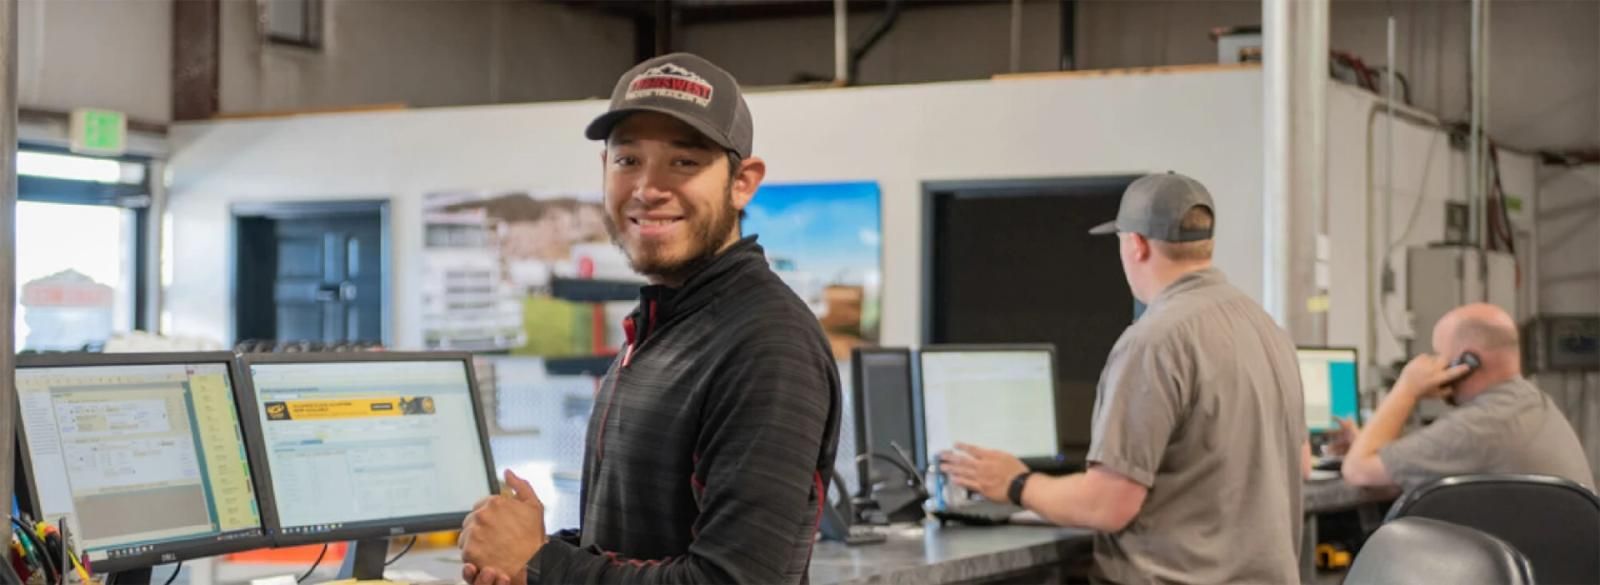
[1340,303,1594,490]
[942,172,1306,584]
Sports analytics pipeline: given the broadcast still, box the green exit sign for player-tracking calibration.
[70,108,127,155]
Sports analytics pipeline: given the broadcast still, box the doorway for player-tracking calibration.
[923,176,1141,458]
[233,201,390,347]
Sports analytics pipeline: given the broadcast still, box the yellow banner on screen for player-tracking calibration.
[263,396,435,421]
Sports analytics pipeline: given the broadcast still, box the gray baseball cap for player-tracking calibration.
[1088,172,1216,242]
[585,52,754,159]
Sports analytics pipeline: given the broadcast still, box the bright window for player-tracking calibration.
[16,200,136,351]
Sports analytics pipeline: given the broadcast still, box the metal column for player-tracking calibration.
[834,0,847,84]
[0,0,19,536]
[1262,0,1329,343]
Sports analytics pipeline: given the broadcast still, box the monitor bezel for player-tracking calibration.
[849,346,924,494]
[916,343,1061,460]
[234,351,500,547]
[1295,345,1363,429]
[12,351,273,574]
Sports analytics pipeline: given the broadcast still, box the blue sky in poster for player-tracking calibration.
[742,181,881,286]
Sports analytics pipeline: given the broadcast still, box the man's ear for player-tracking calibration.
[730,156,766,212]
[1130,233,1152,262]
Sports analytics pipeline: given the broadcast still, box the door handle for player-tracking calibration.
[314,282,358,302]
[314,284,341,302]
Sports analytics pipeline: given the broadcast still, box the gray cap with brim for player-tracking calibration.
[585,52,753,159]
[1089,172,1215,242]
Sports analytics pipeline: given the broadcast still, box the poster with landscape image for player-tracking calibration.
[743,181,883,359]
[420,181,883,361]
[421,191,638,356]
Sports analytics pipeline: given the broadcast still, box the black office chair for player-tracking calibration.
[1385,474,1600,585]
[1346,517,1535,585]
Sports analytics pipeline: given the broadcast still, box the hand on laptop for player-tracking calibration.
[940,443,1028,503]
[461,470,548,585]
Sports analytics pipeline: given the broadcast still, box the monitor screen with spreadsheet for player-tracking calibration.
[14,353,268,573]
[237,352,497,545]
[919,345,1059,460]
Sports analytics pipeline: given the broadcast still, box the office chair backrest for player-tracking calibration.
[1346,517,1535,585]
[1386,474,1600,585]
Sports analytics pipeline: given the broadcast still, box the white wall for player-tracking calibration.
[166,69,1266,349]
[679,0,1063,87]
[1324,83,1541,387]
[1537,165,1600,314]
[1076,0,1600,152]
[220,0,634,115]
[1532,165,1600,485]
[17,0,171,123]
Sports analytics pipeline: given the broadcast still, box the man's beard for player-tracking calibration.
[605,184,739,286]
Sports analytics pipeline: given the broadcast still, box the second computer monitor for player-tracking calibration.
[236,352,498,545]
[1297,347,1360,433]
[919,345,1059,461]
[851,347,922,494]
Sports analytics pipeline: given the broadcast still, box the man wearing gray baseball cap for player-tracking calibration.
[942,172,1308,584]
[459,53,840,585]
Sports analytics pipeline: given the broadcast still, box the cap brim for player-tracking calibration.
[1088,220,1118,235]
[585,106,740,156]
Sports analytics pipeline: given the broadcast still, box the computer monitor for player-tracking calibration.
[235,352,497,557]
[13,353,270,576]
[1297,347,1361,434]
[918,345,1060,462]
[850,347,922,496]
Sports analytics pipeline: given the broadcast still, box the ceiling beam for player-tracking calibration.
[172,0,221,121]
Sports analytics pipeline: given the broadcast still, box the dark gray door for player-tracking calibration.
[272,216,383,342]
[924,177,1140,457]
[235,203,386,345]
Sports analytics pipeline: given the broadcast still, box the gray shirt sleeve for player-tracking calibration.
[1086,336,1187,488]
[1378,412,1488,490]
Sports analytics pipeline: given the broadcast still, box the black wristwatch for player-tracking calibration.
[1007,471,1035,506]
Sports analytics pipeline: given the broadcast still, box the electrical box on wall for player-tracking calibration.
[1524,315,1600,372]
[1406,246,1517,356]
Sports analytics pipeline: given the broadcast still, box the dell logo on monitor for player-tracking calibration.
[161,553,177,562]
[390,527,403,536]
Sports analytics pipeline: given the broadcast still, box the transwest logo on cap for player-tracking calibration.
[626,63,713,107]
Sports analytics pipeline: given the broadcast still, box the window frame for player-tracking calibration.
[262,0,324,50]
[16,143,153,337]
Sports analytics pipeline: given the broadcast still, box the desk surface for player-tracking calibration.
[1304,478,1401,514]
[809,523,1092,585]
[240,481,1379,585]
[361,525,1092,585]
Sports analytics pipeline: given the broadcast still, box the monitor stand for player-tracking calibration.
[105,568,152,585]
[324,538,408,585]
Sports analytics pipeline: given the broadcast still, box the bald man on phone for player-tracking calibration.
[1338,303,1594,490]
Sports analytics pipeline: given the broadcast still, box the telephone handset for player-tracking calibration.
[1440,352,1481,406]
[1447,351,1482,379]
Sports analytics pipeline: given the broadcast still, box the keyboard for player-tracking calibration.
[933,500,1024,526]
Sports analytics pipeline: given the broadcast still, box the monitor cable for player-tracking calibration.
[10,518,55,585]
[296,544,330,584]
[384,537,418,567]
[161,562,183,585]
